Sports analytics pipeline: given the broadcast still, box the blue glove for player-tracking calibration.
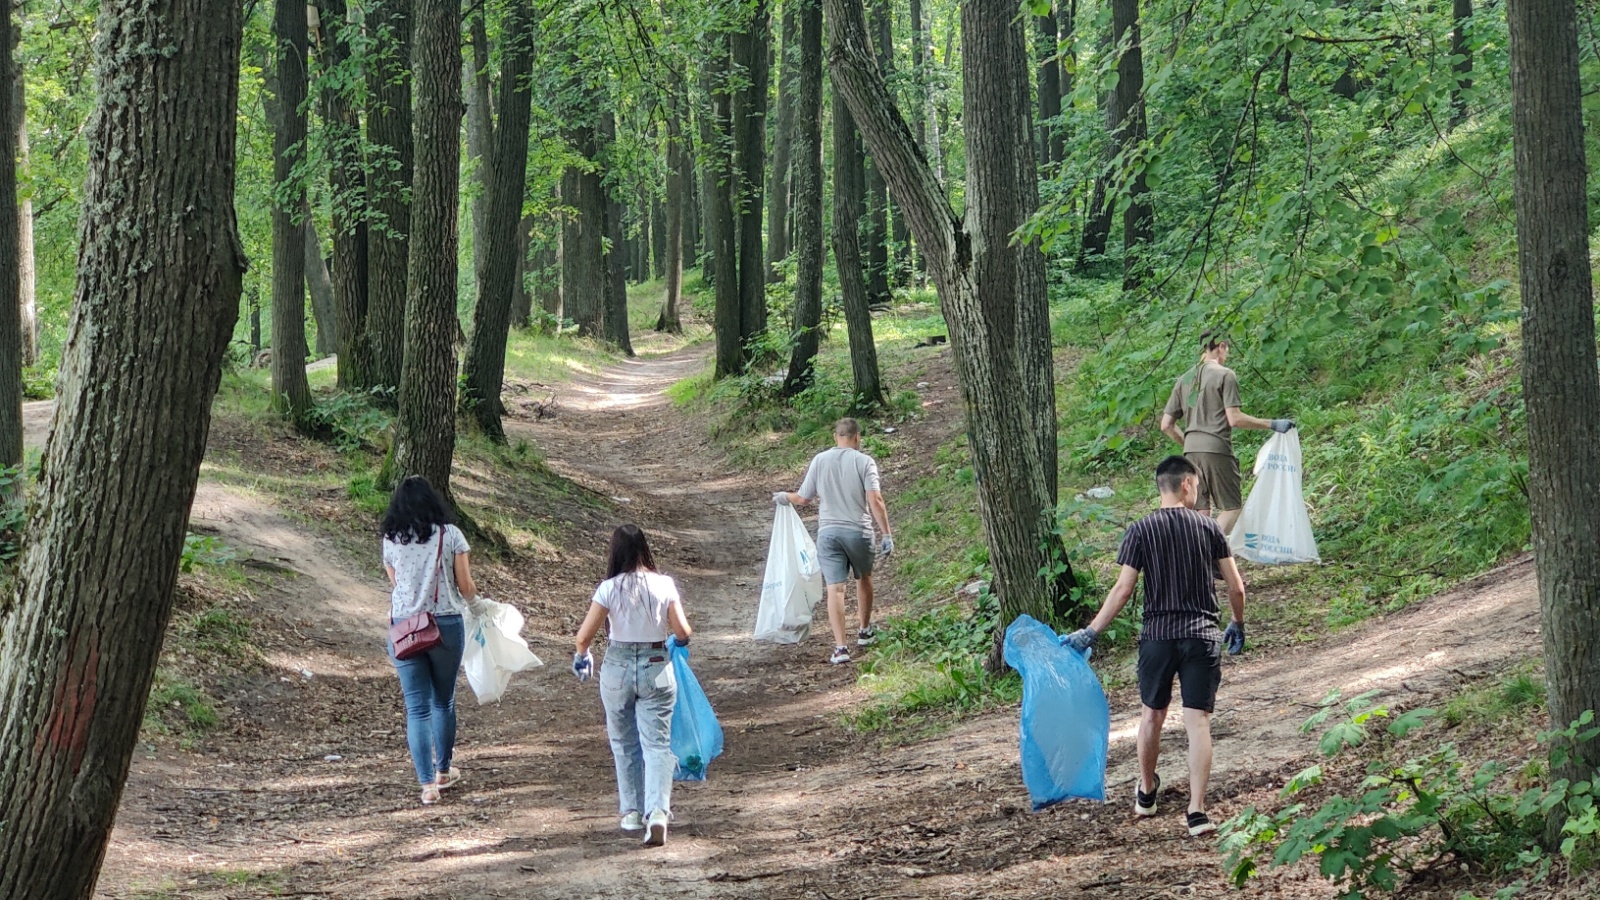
[1223,621,1245,656]
[572,651,593,681]
[1270,419,1295,433]
[1059,627,1097,652]
[879,535,895,558]
[772,491,792,506]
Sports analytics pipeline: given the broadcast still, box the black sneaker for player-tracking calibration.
[1134,774,1160,817]
[856,627,877,647]
[1187,811,1217,836]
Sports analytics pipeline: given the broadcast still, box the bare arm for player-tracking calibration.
[574,602,609,655]
[452,552,478,601]
[385,564,396,587]
[1159,412,1185,446]
[781,491,812,506]
[1218,557,1246,625]
[1086,565,1141,634]
[866,489,892,537]
[667,602,693,643]
[1225,407,1274,430]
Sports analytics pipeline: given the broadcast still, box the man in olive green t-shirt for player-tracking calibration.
[1159,333,1294,536]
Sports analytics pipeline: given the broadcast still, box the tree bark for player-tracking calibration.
[535,217,562,322]
[827,0,1075,659]
[601,110,634,355]
[732,2,770,353]
[863,0,892,304]
[314,0,371,390]
[561,147,606,338]
[511,213,534,327]
[461,1,535,441]
[766,0,798,282]
[271,0,315,427]
[1078,27,1113,265]
[705,45,742,377]
[651,193,667,281]
[0,4,245,892]
[1111,0,1151,288]
[683,120,702,270]
[393,0,461,493]
[1450,0,1472,127]
[1506,0,1600,795]
[658,96,686,334]
[830,91,885,409]
[1035,6,1064,168]
[13,52,34,369]
[783,0,825,394]
[365,0,413,398]
[464,6,494,299]
[303,218,338,357]
[0,0,18,475]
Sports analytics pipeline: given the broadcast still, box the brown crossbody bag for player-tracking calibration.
[388,530,446,660]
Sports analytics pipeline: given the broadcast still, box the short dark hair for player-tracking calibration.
[380,475,455,544]
[1201,329,1229,351]
[834,417,861,439]
[606,524,658,579]
[1155,455,1198,495]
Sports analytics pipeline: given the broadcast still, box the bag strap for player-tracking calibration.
[432,528,446,609]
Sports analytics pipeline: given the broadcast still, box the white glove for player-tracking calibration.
[465,595,493,617]
[773,491,792,507]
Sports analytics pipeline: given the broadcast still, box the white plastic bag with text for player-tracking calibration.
[753,505,824,643]
[1229,430,1321,564]
[462,599,544,704]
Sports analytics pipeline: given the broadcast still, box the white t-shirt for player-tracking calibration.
[383,524,471,620]
[592,571,682,643]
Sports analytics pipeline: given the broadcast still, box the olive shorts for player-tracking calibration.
[1187,451,1242,513]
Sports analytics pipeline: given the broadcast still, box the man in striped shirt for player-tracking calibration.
[1062,455,1247,837]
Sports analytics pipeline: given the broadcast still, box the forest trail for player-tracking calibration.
[75,346,1543,900]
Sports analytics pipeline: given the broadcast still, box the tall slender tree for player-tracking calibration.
[601,110,634,355]
[365,0,414,398]
[304,220,338,356]
[732,1,771,353]
[706,41,742,376]
[313,0,371,390]
[831,93,886,409]
[766,0,798,282]
[1035,5,1065,167]
[0,0,19,481]
[13,52,34,369]
[393,0,462,492]
[782,0,825,394]
[271,0,315,427]
[1506,0,1600,795]
[462,1,537,441]
[0,3,246,890]
[658,93,688,334]
[464,7,495,296]
[1111,0,1151,287]
[863,0,892,302]
[1450,0,1473,127]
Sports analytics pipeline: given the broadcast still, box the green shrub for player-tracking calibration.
[308,388,394,453]
[180,534,238,573]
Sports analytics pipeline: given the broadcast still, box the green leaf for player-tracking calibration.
[1387,708,1436,737]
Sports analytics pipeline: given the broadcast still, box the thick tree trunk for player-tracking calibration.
[830,93,886,409]
[1035,6,1064,168]
[658,99,686,334]
[0,4,245,892]
[766,0,798,282]
[271,0,315,426]
[562,152,606,338]
[783,0,825,394]
[304,219,338,357]
[511,213,534,327]
[827,0,1075,660]
[0,0,18,474]
[13,60,34,369]
[365,0,414,398]
[705,47,742,377]
[862,0,892,305]
[1451,0,1472,127]
[1507,0,1600,795]
[601,111,634,355]
[732,3,770,353]
[461,2,534,441]
[393,0,461,493]
[315,0,371,390]
[1111,0,1151,287]
[464,7,494,298]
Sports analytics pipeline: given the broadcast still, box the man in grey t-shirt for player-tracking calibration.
[774,418,894,665]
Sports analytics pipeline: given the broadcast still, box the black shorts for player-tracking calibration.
[1137,638,1222,712]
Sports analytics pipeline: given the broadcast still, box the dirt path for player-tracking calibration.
[82,346,1547,900]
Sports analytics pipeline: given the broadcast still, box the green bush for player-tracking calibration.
[179,534,238,573]
[308,388,395,453]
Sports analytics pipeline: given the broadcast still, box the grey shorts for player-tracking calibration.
[817,528,874,585]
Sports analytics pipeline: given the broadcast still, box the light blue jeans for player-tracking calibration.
[600,642,678,817]
[390,614,465,786]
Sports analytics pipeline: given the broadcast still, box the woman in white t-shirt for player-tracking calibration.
[573,524,693,846]
[381,475,485,806]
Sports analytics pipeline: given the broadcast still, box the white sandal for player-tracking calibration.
[420,784,441,805]
[435,767,462,789]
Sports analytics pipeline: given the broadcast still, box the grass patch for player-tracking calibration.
[1441,669,1547,729]
[145,670,221,735]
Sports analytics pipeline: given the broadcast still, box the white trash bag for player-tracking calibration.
[753,505,824,643]
[1229,430,1321,564]
[462,599,544,704]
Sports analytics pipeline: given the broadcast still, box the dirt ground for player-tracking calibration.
[57,347,1572,899]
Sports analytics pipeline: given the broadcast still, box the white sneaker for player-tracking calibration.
[620,811,644,832]
[856,627,878,647]
[643,809,669,846]
[830,646,851,665]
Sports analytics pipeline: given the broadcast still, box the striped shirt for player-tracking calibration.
[1115,507,1231,642]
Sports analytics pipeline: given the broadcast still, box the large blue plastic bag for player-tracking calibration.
[668,642,725,781]
[1003,615,1109,809]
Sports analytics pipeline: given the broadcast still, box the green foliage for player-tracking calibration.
[179,534,239,574]
[307,389,395,453]
[145,672,221,735]
[1221,699,1600,897]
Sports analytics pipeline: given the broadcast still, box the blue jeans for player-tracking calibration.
[600,643,677,817]
[390,614,465,786]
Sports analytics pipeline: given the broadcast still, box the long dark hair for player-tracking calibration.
[606,524,657,579]
[380,475,455,544]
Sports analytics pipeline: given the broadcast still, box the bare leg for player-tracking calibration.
[857,574,874,630]
[1182,707,1213,813]
[826,583,848,648]
[1137,705,1167,794]
[1215,508,1241,536]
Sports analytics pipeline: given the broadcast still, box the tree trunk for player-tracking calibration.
[511,213,534,327]
[1450,0,1472,127]
[365,0,413,398]
[1111,0,1151,288]
[651,193,667,281]
[732,3,770,354]
[536,220,562,322]
[783,0,825,394]
[464,6,494,299]
[0,4,245,892]
[0,0,17,475]
[862,0,892,305]
[601,110,634,355]
[705,46,742,377]
[13,56,34,369]
[1078,27,1114,265]
[831,91,886,409]
[392,0,460,494]
[314,0,371,391]
[658,96,686,334]
[304,218,338,357]
[461,1,534,441]
[562,149,606,338]
[250,283,263,352]
[1035,6,1064,168]
[766,0,798,282]
[271,0,314,427]
[1506,0,1600,798]
[827,0,1076,662]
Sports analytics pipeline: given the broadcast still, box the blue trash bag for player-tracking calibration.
[1002,614,1110,809]
[668,641,725,781]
